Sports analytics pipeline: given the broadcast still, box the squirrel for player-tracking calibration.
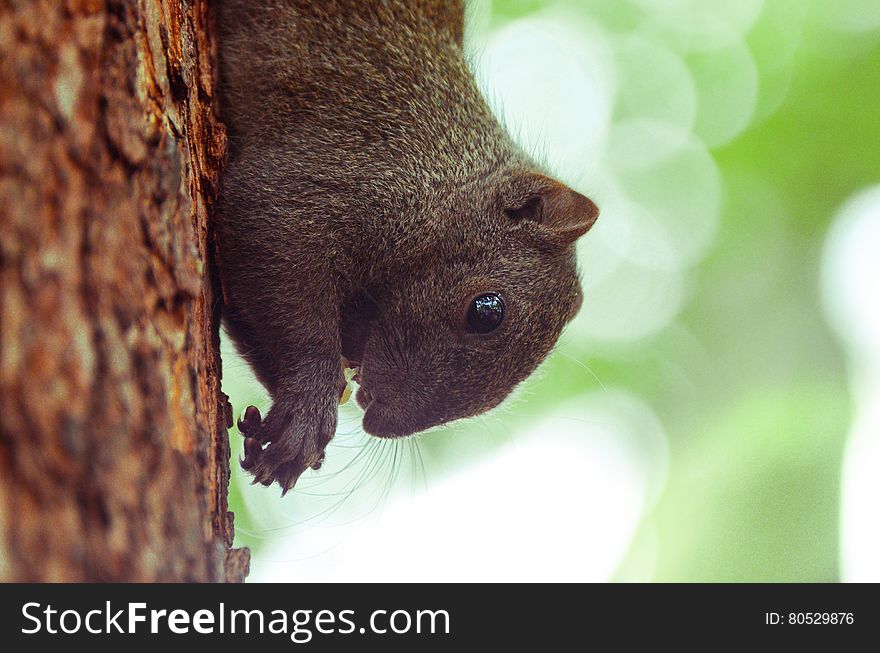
[216,0,599,494]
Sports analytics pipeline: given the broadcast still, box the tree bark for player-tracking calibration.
[0,0,248,581]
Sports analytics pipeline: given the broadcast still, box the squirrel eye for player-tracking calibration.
[466,293,505,335]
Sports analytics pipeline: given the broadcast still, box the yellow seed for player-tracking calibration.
[338,362,359,405]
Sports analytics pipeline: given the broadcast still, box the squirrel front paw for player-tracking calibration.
[237,400,336,495]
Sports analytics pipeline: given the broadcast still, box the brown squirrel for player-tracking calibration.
[216,0,599,493]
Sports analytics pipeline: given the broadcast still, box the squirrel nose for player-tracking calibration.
[362,402,414,439]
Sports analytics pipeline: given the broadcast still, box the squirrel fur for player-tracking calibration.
[216,0,599,493]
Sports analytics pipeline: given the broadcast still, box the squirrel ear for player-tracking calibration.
[506,176,599,243]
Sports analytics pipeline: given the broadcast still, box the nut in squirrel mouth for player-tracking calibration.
[342,357,375,411]
[339,356,362,405]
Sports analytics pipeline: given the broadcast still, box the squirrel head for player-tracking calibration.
[348,172,598,437]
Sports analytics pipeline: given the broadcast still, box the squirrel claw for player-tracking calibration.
[276,463,303,496]
[310,452,325,471]
[235,400,334,493]
[238,405,262,435]
[240,436,263,470]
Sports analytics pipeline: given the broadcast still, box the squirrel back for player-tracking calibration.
[219,1,529,274]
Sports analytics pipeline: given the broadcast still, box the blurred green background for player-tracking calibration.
[224,0,880,582]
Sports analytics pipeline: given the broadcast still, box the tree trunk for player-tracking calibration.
[0,0,248,581]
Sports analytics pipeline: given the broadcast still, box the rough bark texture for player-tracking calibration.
[0,0,248,581]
